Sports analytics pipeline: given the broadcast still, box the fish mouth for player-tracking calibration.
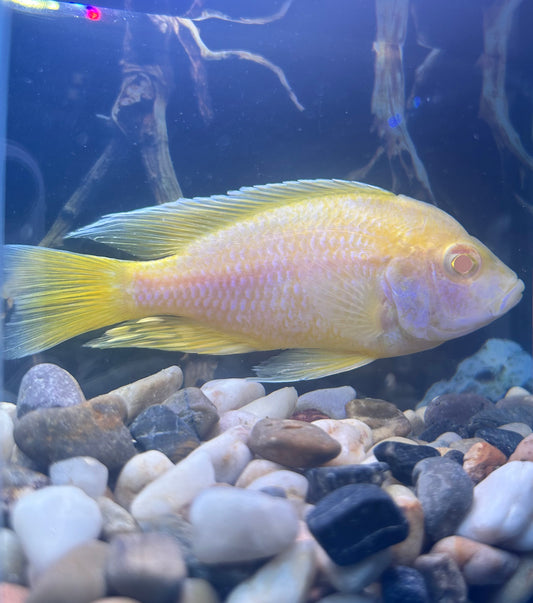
[489,278,524,316]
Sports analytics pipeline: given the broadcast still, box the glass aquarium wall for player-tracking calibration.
[1,1,532,602]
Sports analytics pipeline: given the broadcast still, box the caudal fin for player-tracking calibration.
[3,245,130,359]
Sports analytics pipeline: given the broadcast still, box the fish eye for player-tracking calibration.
[444,245,480,278]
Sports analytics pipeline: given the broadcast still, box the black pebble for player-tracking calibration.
[382,566,430,603]
[474,427,523,457]
[373,441,440,485]
[306,483,408,566]
[443,449,464,464]
[468,405,533,434]
[304,462,389,503]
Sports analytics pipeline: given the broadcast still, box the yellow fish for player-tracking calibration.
[2,180,524,381]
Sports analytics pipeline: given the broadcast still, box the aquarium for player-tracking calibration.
[1,0,533,601]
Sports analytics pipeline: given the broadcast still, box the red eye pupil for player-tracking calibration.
[452,253,474,274]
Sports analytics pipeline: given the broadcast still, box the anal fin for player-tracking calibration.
[86,316,257,355]
[251,348,375,382]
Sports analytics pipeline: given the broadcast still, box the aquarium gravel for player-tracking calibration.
[2,361,533,603]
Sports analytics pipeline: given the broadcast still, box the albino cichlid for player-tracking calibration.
[2,179,524,381]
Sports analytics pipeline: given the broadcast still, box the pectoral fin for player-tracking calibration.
[86,316,257,355]
[252,348,375,382]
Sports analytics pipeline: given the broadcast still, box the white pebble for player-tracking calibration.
[296,386,355,419]
[215,409,261,434]
[115,450,174,511]
[201,379,265,413]
[49,456,108,499]
[239,387,298,419]
[246,469,309,502]
[189,425,252,484]
[131,452,215,521]
[190,486,299,563]
[458,461,533,550]
[0,409,14,462]
[226,540,316,603]
[12,485,102,578]
[505,386,531,398]
[0,402,17,420]
[235,459,285,488]
[313,419,372,466]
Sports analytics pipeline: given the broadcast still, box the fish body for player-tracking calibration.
[2,180,524,381]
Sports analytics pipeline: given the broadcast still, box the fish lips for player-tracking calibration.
[488,278,524,317]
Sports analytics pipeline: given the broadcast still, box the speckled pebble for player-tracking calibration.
[49,456,108,498]
[190,486,299,563]
[26,540,109,603]
[431,535,519,585]
[462,441,506,483]
[295,386,355,419]
[307,483,408,566]
[12,485,103,578]
[305,463,389,503]
[16,363,85,418]
[14,394,137,472]
[109,366,183,423]
[114,450,173,511]
[162,387,219,438]
[201,379,265,413]
[413,456,473,543]
[105,532,186,603]
[248,418,341,468]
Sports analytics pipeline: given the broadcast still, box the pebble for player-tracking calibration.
[248,418,341,468]
[109,366,183,423]
[105,532,186,603]
[431,535,519,585]
[312,419,372,466]
[201,379,265,413]
[345,398,411,442]
[422,393,490,439]
[385,485,425,566]
[373,441,440,485]
[16,363,85,418]
[488,553,533,603]
[180,577,220,603]
[304,463,389,504]
[130,451,215,521]
[457,461,533,550]
[468,404,533,433]
[130,405,200,462]
[500,422,532,438]
[239,387,298,419]
[0,410,14,462]
[291,409,331,422]
[381,566,429,603]
[1,464,49,510]
[0,528,26,585]
[14,395,137,472]
[190,486,299,563]
[49,456,109,498]
[414,553,467,603]
[234,459,284,488]
[474,427,523,457]
[114,450,173,511]
[462,441,507,483]
[509,432,533,461]
[413,457,473,542]
[246,469,309,503]
[97,496,138,541]
[0,583,30,603]
[26,540,109,603]
[402,409,425,436]
[295,386,355,419]
[225,540,316,603]
[162,387,219,438]
[188,425,252,484]
[306,483,408,566]
[428,431,463,448]
[323,549,391,594]
[12,485,103,578]
[448,437,484,454]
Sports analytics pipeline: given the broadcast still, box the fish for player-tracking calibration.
[2,179,524,381]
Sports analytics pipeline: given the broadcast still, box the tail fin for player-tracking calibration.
[3,245,130,359]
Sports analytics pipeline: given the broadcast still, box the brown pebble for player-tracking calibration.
[463,441,507,483]
[431,535,519,585]
[509,433,533,462]
[290,409,330,422]
[248,418,341,468]
[345,397,411,441]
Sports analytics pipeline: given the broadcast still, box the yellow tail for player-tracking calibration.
[3,245,131,359]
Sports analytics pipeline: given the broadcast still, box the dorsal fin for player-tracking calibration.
[66,179,389,259]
